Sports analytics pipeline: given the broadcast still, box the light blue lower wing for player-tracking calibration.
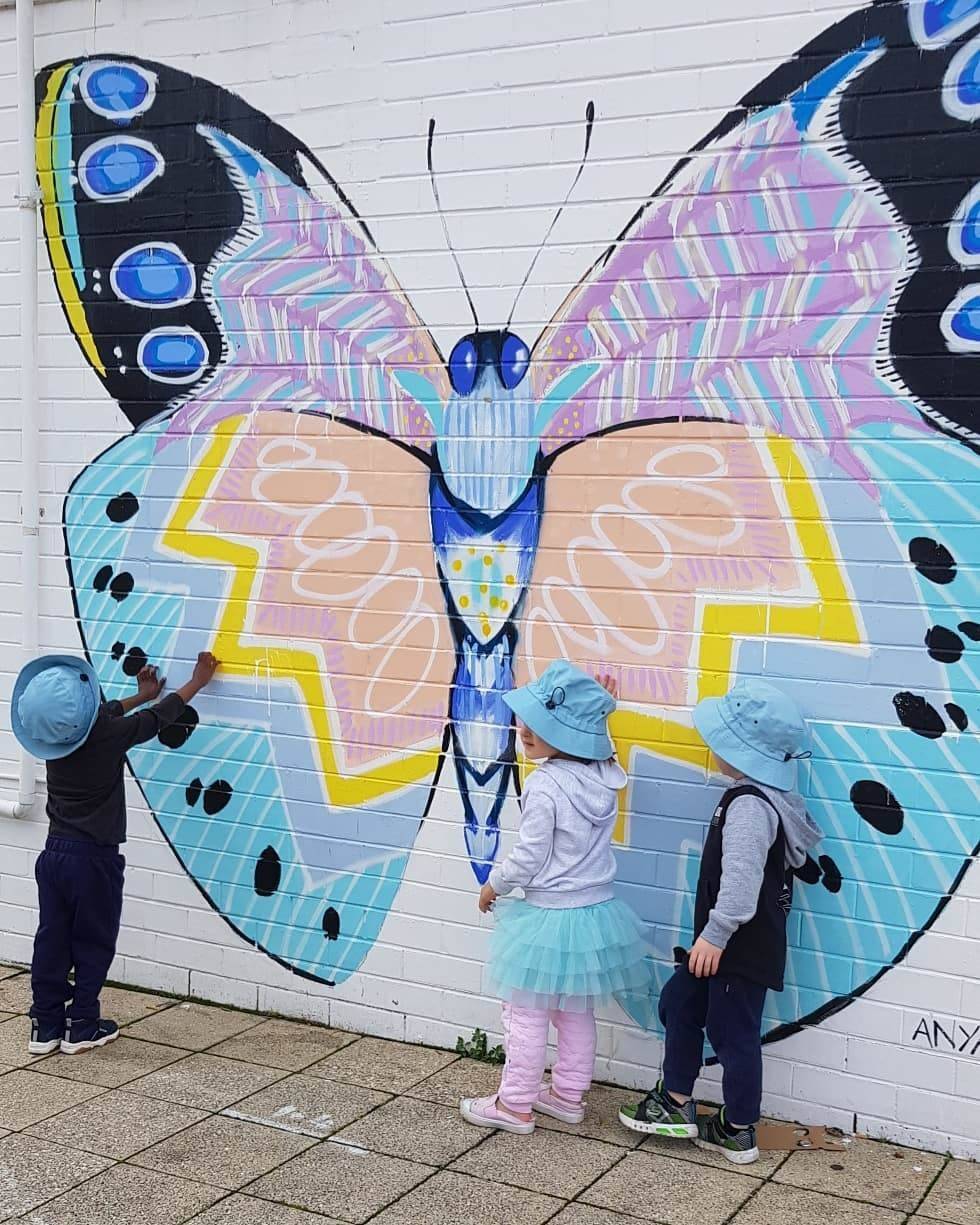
[65,425,434,985]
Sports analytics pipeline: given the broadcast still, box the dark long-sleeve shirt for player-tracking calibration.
[44,693,186,846]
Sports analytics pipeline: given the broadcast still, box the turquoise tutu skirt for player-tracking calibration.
[486,896,653,1013]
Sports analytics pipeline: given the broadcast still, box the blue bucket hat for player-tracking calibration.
[504,660,615,760]
[11,654,101,761]
[693,678,809,791]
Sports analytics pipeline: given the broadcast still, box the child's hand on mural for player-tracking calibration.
[174,652,221,703]
[688,935,723,978]
[136,664,166,703]
[479,883,497,914]
[596,673,618,700]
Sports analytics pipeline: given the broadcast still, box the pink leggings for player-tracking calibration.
[497,1003,597,1115]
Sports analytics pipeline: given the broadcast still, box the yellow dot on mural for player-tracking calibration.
[490,596,500,609]
[469,547,476,555]
[565,335,572,343]
[452,560,462,572]
[497,544,505,553]
[460,596,470,609]
[480,583,489,594]
[483,555,492,566]
[501,599,509,612]
[481,620,491,638]
[505,574,515,586]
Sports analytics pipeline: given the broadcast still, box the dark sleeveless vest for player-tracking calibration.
[692,784,793,991]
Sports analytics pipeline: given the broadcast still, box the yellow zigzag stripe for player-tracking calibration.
[162,417,441,809]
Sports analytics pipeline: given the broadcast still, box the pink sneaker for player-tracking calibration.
[534,1086,586,1125]
[460,1095,535,1134]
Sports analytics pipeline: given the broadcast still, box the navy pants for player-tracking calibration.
[659,962,767,1125]
[30,837,124,1028]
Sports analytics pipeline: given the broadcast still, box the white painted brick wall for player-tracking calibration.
[0,0,977,1160]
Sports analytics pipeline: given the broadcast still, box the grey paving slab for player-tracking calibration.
[311,1036,458,1092]
[26,1087,208,1159]
[131,1112,316,1190]
[917,1159,980,1225]
[208,1018,357,1070]
[773,1137,945,1214]
[101,986,179,1028]
[335,1095,485,1165]
[0,979,31,1016]
[0,1068,104,1129]
[549,1207,656,1225]
[369,1168,562,1225]
[248,1140,435,1222]
[730,1182,907,1225]
[406,1056,503,1107]
[642,1129,787,1176]
[33,1036,184,1088]
[186,1193,342,1224]
[125,1052,287,1111]
[536,1082,645,1149]
[0,967,23,982]
[224,1071,389,1138]
[0,1132,112,1221]
[124,1002,263,1051]
[14,1161,224,1225]
[0,1018,50,1069]
[451,1125,622,1199]
[581,1150,760,1225]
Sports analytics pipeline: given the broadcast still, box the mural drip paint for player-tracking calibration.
[35,0,978,1039]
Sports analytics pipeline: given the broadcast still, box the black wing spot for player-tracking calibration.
[106,492,139,523]
[109,572,134,603]
[925,626,964,664]
[111,641,125,661]
[202,780,233,815]
[819,855,842,894]
[122,646,147,677]
[158,706,199,749]
[322,907,340,940]
[908,538,957,586]
[945,702,968,731]
[186,777,203,807]
[93,564,112,592]
[958,621,980,641]
[794,855,822,884]
[893,691,946,739]
[850,780,904,835]
[254,846,281,897]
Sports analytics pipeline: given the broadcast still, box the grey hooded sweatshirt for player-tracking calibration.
[488,758,627,909]
[701,782,824,950]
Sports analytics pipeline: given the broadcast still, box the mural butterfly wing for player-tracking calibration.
[37,56,455,985]
[521,0,979,1037]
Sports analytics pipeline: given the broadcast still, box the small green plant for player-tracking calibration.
[455,1027,505,1064]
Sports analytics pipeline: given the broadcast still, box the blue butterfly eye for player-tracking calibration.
[499,333,529,390]
[448,338,479,395]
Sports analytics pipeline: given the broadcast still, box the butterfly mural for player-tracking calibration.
[35,0,978,1042]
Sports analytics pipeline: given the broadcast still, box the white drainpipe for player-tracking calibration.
[1,0,39,820]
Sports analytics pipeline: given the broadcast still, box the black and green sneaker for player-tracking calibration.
[618,1080,698,1137]
[694,1109,759,1165]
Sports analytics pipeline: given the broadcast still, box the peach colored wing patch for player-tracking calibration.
[519,423,811,715]
[194,412,452,775]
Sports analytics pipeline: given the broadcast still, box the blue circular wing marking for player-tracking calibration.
[941,287,980,350]
[137,328,208,383]
[111,244,196,309]
[79,61,156,123]
[77,137,164,202]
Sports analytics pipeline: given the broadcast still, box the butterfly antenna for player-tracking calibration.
[506,100,595,331]
[428,118,479,330]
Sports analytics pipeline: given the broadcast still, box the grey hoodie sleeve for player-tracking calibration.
[700,795,780,950]
[488,780,556,896]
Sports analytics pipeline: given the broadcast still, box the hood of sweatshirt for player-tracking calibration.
[754,781,824,868]
[536,758,628,827]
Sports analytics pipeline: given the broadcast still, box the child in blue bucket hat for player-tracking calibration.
[11,650,219,1056]
[460,660,651,1136]
[620,678,823,1164]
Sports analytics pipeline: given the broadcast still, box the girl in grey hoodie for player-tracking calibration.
[460,661,650,1137]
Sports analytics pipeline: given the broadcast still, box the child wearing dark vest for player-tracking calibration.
[619,679,822,1164]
